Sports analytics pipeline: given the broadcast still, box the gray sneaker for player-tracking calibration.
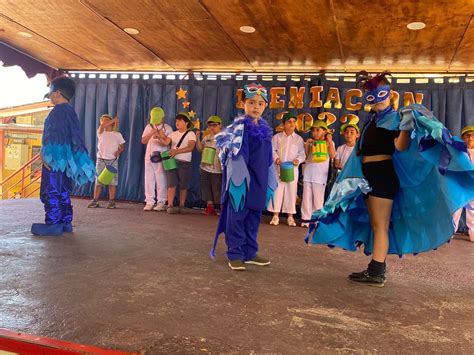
[88,200,100,208]
[166,206,180,214]
[244,255,271,266]
[106,200,116,209]
[179,206,188,214]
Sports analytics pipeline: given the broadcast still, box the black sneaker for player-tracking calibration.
[106,201,116,209]
[228,260,246,271]
[87,199,100,208]
[348,270,385,287]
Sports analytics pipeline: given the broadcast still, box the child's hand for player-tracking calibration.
[292,159,299,166]
[114,151,120,158]
[195,130,201,139]
[275,158,281,165]
[113,116,119,124]
[157,129,166,138]
[306,138,314,145]
[325,133,333,142]
[169,148,178,157]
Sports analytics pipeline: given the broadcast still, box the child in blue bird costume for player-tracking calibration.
[31,76,95,236]
[306,71,474,287]
[210,83,278,271]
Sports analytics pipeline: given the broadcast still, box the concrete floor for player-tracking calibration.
[0,198,473,354]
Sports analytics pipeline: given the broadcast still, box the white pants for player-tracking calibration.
[144,160,167,205]
[453,200,474,241]
[301,182,325,222]
[268,168,299,214]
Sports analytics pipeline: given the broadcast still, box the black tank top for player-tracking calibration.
[358,112,400,156]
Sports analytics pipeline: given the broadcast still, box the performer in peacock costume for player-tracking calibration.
[306,71,474,287]
[210,83,278,271]
[31,76,95,236]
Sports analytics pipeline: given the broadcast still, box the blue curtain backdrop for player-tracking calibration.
[71,74,474,206]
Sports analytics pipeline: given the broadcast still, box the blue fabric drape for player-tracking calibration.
[71,75,474,205]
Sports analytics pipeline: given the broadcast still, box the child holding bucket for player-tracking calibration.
[158,112,196,214]
[141,107,173,211]
[88,114,125,209]
[300,120,336,227]
[268,112,305,227]
[452,125,474,242]
[335,119,360,171]
[196,115,223,216]
[211,83,278,271]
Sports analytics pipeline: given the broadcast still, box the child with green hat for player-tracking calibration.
[268,111,305,227]
[158,112,197,214]
[335,121,360,171]
[453,125,474,241]
[300,119,336,227]
[196,115,223,216]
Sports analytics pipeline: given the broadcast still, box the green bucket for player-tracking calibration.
[97,165,117,186]
[280,162,294,182]
[201,146,216,165]
[161,150,177,171]
[150,107,164,125]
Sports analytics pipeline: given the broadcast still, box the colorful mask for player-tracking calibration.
[243,83,268,102]
[363,85,390,105]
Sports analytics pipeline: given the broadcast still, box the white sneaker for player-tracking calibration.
[143,204,154,211]
[301,222,309,228]
[287,216,296,227]
[269,216,279,226]
[153,202,167,211]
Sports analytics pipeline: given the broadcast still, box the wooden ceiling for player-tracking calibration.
[0,0,473,73]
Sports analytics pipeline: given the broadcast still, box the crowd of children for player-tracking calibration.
[43,75,471,279]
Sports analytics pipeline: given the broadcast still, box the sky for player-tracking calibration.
[0,63,48,109]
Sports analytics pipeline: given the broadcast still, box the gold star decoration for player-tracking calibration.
[188,110,196,118]
[176,88,187,100]
[182,101,190,108]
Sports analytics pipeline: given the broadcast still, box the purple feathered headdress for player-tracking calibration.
[356,71,392,91]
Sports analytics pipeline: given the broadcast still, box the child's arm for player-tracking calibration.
[326,133,336,159]
[170,137,196,157]
[195,131,204,152]
[141,125,158,144]
[115,144,125,158]
[271,134,281,165]
[304,138,313,160]
[157,128,171,146]
[394,130,410,152]
[98,117,117,134]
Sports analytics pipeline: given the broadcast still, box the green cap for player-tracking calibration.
[282,111,298,122]
[340,123,360,134]
[207,115,222,124]
[311,120,328,130]
[461,125,474,136]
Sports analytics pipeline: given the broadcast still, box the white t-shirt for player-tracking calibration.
[335,144,355,169]
[142,123,173,161]
[468,148,474,162]
[169,130,197,162]
[272,132,306,164]
[97,131,125,160]
[303,141,335,184]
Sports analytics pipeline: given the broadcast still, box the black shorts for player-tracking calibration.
[362,159,399,200]
[167,161,191,189]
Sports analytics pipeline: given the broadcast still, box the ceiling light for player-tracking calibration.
[407,22,426,30]
[123,28,139,35]
[240,26,256,33]
[17,31,33,38]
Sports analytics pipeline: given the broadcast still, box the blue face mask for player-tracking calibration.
[243,83,268,102]
[363,85,390,104]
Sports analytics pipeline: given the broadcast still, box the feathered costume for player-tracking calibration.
[306,103,474,256]
[32,82,95,236]
[210,112,277,261]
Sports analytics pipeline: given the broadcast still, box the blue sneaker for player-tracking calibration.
[31,223,64,237]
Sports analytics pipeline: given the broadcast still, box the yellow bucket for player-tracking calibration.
[97,165,117,185]
[312,140,328,162]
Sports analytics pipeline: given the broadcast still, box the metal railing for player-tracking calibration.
[0,154,42,199]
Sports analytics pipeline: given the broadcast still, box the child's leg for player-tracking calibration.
[301,182,314,221]
[242,209,263,261]
[282,170,299,216]
[225,206,250,261]
[177,162,191,208]
[156,161,168,204]
[200,169,213,206]
[312,183,325,212]
[109,185,116,200]
[179,189,188,207]
[210,172,222,207]
[467,201,474,241]
[93,184,102,200]
[366,195,393,263]
[144,160,157,205]
[59,173,74,224]
[166,169,178,208]
[452,208,463,234]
